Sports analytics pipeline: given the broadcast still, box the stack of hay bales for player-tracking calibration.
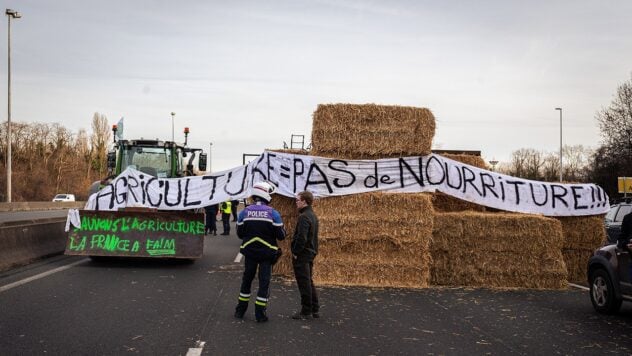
[555,216,607,284]
[431,153,487,213]
[431,211,568,289]
[267,102,602,291]
[273,193,434,288]
[271,104,436,288]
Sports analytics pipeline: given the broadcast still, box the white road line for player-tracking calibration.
[569,283,589,291]
[186,341,206,356]
[0,258,88,293]
[234,253,243,263]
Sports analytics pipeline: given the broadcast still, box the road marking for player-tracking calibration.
[569,283,589,291]
[234,253,243,263]
[186,341,206,356]
[0,258,88,293]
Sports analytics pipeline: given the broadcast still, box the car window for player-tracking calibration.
[55,194,66,199]
[606,207,618,221]
[615,205,632,222]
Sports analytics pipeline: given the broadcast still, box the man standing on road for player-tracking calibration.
[220,200,232,235]
[231,199,239,222]
[234,182,286,322]
[204,203,219,236]
[291,190,320,320]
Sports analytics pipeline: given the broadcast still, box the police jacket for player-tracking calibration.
[237,202,285,261]
[291,205,319,261]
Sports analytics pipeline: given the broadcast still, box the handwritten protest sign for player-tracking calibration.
[65,210,204,258]
[84,151,609,217]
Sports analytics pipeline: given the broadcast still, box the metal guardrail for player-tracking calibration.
[0,202,85,212]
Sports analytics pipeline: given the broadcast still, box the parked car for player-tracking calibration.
[604,203,632,243]
[52,194,76,202]
[588,243,632,313]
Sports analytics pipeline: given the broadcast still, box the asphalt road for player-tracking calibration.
[2,224,632,355]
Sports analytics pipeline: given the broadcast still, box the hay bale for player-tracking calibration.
[431,191,486,213]
[555,215,607,283]
[310,103,435,159]
[556,215,606,250]
[440,153,488,169]
[431,211,567,289]
[272,192,434,288]
[314,261,429,289]
[562,248,594,284]
[430,153,487,212]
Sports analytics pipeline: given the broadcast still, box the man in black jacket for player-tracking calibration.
[291,190,320,320]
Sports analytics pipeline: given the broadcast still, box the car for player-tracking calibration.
[588,243,632,314]
[52,194,76,202]
[604,202,632,243]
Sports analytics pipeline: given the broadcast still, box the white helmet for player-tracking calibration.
[251,181,276,202]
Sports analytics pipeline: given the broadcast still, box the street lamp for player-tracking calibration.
[209,142,213,172]
[170,112,175,142]
[555,107,563,182]
[5,9,21,203]
[489,159,498,172]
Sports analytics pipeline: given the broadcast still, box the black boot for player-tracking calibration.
[255,305,268,323]
[234,301,248,319]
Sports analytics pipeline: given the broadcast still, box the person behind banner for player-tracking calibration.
[617,211,632,251]
[291,190,320,320]
[231,199,239,222]
[234,182,286,322]
[220,200,232,235]
[204,203,219,236]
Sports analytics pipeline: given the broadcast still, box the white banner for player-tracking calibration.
[85,151,609,216]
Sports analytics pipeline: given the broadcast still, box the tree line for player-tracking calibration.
[0,113,110,201]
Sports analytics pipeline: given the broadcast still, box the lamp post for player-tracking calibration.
[5,9,21,203]
[170,112,175,142]
[209,142,213,172]
[555,107,563,182]
[489,159,498,172]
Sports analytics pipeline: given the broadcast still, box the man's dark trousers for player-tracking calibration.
[293,259,319,314]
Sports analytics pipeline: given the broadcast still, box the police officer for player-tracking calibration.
[234,182,286,322]
[220,200,232,235]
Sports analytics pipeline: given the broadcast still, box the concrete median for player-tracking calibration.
[0,218,68,272]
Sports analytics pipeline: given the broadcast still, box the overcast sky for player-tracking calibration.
[1,0,631,171]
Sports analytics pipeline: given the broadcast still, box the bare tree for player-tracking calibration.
[90,113,111,178]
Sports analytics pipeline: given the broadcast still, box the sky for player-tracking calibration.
[1,0,631,172]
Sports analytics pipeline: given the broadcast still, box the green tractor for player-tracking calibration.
[89,126,208,195]
[72,126,209,262]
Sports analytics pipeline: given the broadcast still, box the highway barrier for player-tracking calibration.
[0,201,84,212]
[0,218,67,271]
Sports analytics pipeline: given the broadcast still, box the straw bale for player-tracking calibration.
[432,211,564,252]
[310,103,436,159]
[555,215,607,250]
[267,148,310,155]
[552,215,606,283]
[431,212,567,289]
[314,261,430,289]
[431,191,486,212]
[317,237,425,264]
[562,248,594,284]
[429,153,487,212]
[440,153,488,169]
[272,193,434,288]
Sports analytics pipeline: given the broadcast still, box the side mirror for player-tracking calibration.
[107,152,116,169]
[198,153,208,171]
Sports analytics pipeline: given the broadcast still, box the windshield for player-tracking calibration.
[121,146,172,178]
